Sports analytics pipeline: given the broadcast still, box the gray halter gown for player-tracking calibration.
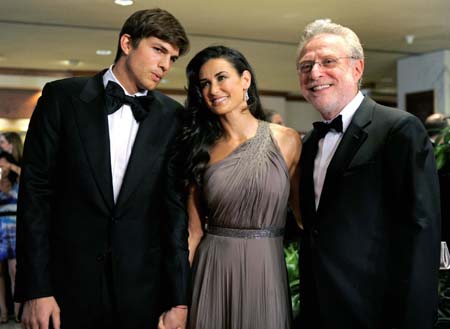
[189,121,292,329]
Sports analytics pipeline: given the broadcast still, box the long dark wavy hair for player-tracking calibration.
[177,45,265,188]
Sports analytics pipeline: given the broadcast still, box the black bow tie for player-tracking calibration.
[313,115,343,140]
[105,81,154,122]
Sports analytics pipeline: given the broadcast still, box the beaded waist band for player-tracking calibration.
[206,225,284,239]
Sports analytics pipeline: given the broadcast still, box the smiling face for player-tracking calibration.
[115,35,180,94]
[298,33,364,120]
[199,58,251,115]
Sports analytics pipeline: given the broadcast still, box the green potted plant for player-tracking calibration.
[284,242,300,318]
[435,125,450,171]
[433,125,450,327]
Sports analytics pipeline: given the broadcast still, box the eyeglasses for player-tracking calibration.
[296,56,358,74]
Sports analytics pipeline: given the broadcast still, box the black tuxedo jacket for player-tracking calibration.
[299,97,441,329]
[15,71,190,329]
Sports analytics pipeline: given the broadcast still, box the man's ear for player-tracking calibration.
[119,34,133,56]
[353,58,364,82]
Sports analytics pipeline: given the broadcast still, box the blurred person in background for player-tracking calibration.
[0,132,23,323]
[265,109,285,126]
[425,113,449,145]
[0,152,19,323]
[0,132,22,176]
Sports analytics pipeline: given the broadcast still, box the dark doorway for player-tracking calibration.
[405,90,434,124]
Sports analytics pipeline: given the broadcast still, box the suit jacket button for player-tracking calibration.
[96,254,104,262]
[312,228,319,237]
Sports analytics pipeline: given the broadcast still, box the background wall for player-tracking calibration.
[0,86,321,136]
[397,50,450,116]
[285,100,321,133]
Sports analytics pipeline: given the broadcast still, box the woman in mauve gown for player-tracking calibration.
[176,45,302,329]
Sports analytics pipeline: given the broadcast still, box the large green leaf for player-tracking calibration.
[284,242,300,318]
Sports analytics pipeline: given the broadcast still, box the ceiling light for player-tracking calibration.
[61,59,81,66]
[114,0,134,6]
[405,34,415,45]
[96,49,112,56]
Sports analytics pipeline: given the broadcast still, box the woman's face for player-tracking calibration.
[0,135,12,153]
[198,58,250,115]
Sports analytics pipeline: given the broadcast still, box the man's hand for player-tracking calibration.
[21,296,60,329]
[157,306,187,329]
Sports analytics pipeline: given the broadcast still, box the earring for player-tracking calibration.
[244,90,249,102]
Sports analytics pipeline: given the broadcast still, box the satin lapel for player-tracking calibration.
[300,131,319,221]
[317,97,374,213]
[72,71,114,210]
[115,96,167,211]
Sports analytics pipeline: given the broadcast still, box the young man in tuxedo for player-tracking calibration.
[15,9,190,329]
[297,19,441,329]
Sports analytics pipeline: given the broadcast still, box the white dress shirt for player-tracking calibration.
[103,66,147,202]
[314,91,364,209]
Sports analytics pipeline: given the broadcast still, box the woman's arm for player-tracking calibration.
[270,124,303,229]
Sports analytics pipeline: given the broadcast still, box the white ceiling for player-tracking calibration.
[0,0,449,98]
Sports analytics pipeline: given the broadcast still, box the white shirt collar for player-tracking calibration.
[102,65,147,97]
[325,91,364,133]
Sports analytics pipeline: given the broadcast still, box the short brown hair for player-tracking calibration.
[114,8,189,62]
